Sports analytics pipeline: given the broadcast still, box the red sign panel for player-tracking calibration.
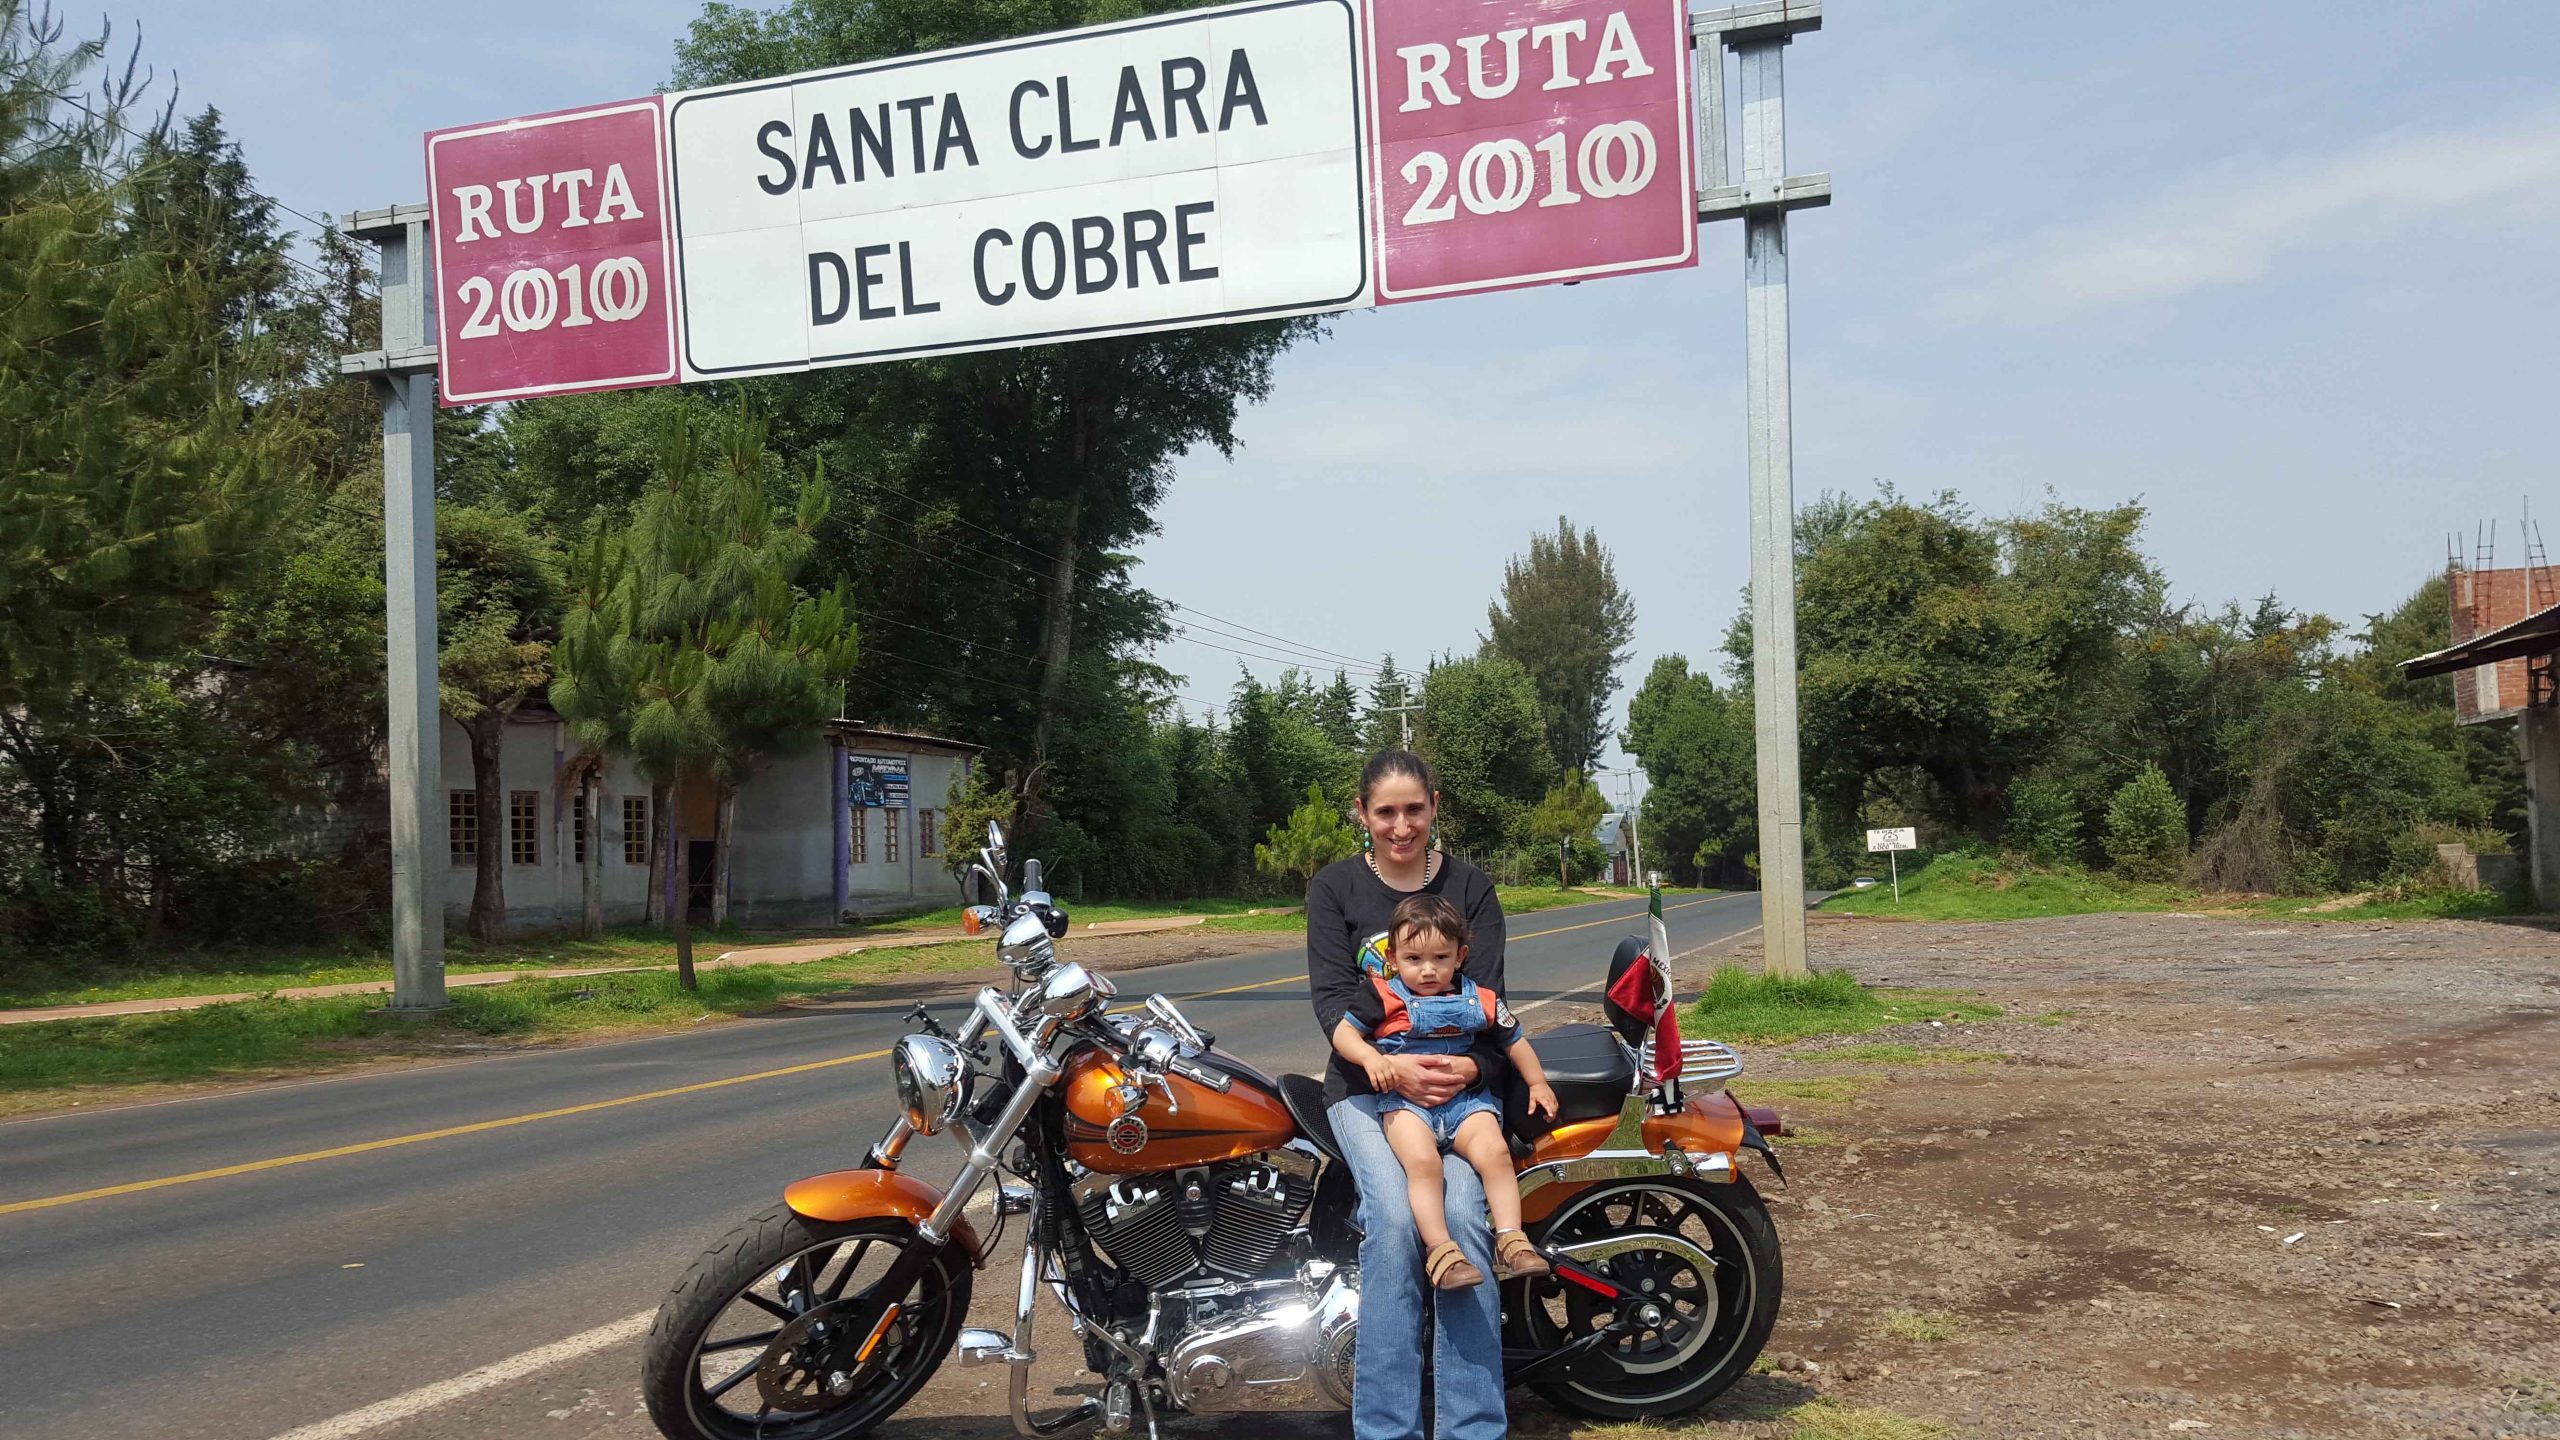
[1365,0,1695,303]
[424,99,679,405]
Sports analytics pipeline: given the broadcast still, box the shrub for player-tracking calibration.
[2005,775,2083,868]
[2103,764,2187,882]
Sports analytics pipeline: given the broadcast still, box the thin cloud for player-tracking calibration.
[1938,106,2560,324]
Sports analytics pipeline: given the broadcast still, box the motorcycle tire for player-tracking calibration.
[641,1206,972,1440]
[1509,1174,1783,1422]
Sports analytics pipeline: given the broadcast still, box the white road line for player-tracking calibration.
[261,1309,654,1440]
[261,1190,1007,1440]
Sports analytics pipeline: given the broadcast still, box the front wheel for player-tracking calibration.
[1507,1175,1783,1422]
[641,1205,972,1440]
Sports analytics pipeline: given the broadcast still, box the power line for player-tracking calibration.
[1170,601,1381,671]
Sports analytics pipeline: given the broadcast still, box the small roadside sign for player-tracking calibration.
[1365,0,1696,302]
[425,99,679,405]
[1864,827,1915,901]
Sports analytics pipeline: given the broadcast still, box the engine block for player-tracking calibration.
[1076,1150,1315,1289]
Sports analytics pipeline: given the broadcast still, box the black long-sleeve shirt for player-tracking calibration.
[1305,854,1509,1106]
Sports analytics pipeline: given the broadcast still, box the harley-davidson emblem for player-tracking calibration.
[1105,1114,1148,1155]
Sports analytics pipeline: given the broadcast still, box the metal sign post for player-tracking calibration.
[341,205,448,1012]
[1694,0,1827,976]
[1866,826,1916,903]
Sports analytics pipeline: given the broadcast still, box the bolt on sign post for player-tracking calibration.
[1866,825,1916,902]
[348,0,1828,992]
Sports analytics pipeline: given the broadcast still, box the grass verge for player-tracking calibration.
[1687,965,2000,1044]
[1820,853,2187,921]
[1809,1043,2006,1065]
[0,940,982,1110]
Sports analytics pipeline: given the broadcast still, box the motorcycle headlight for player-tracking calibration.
[892,1034,970,1136]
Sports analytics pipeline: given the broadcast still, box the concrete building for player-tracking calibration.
[434,712,977,933]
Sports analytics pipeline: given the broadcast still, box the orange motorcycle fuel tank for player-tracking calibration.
[1062,1048,1298,1175]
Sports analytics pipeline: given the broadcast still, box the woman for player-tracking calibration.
[1307,749,1510,1440]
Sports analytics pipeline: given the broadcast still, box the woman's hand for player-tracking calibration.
[1390,1054,1480,1108]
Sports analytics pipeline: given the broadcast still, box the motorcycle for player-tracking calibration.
[641,824,1786,1439]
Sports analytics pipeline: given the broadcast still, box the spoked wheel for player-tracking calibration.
[641,1206,972,1440]
[1508,1176,1782,1421]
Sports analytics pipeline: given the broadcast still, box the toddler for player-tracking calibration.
[1332,894,1558,1289]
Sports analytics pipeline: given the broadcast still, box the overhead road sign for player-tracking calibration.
[667,0,1369,380]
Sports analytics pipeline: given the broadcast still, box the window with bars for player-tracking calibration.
[572,793,588,865]
[449,791,478,863]
[510,791,540,866]
[623,796,651,865]
[884,810,901,864]
[918,809,937,856]
[849,808,869,865]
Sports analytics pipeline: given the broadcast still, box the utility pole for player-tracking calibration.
[1377,702,1424,751]
[1694,1,1827,977]
[1600,766,1644,887]
[340,204,448,1012]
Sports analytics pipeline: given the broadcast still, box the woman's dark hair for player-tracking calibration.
[1359,748,1437,804]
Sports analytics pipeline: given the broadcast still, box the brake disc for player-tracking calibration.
[754,1299,868,1413]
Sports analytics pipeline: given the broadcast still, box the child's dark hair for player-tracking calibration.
[1390,894,1469,950]
[1360,748,1436,804]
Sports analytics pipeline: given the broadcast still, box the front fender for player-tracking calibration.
[781,1168,983,1262]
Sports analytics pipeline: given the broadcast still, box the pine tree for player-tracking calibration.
[1483,518,1637,773]
[551,402,857,984]
[1314,670,1360,753]
[1363,653,1411,753]
[0,6,289,891]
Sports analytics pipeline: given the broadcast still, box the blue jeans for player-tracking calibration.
[1379,1086,1501,1147]
[1329,1092,1507,1440]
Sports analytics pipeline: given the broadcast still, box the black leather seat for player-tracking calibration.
[1278,1072,1342,1161]
[1503,1023,1637,1143]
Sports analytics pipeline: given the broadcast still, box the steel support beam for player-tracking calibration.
[343,204,448,1010]
[1693,16,1818,976]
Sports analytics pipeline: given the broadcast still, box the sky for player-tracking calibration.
[100,0,2560,800]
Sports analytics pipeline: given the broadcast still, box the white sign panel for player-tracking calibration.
[667,0,1369,379]
[1866,827,1917,853]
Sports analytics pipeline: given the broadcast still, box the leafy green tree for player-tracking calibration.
[1417,656,1553,855]
[1736,492,2161,841]
[437,506,564,942]
[1623,655,1757,885]
[1254,783,1362,883]
[1525,771,1610,885]
[0,8,291,902]
[2102,764,2187,882]
[2210,685,2482,891]
[552,403,856,983]
[1483,517,1637,773]
[2005,774,2083,868]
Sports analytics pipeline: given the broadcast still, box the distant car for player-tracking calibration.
[1850,876,1879,889]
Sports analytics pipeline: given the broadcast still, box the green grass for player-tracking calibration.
[1686,965,2000,1044]
[2251,888,2526,921]
[1788,1403,1954,1440]
[1731,1075,1884,1104]
[1810,1043,2006,1066]
[1877,1309,1965,1343]
[0,940,983,1108]
[1199,912,1312,935]
[2034,1009,2075,1027]
[1820,853,2189,921]
[0,928,728,1010]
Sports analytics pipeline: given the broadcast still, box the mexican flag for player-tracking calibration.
[1605,884,1685,1083]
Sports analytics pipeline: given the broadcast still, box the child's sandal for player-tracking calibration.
[1494,1228,1551,1279]
[1424,1240,1486,1290]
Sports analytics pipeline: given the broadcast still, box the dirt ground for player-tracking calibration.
[881,909,2560,1440]
[1622,909,2560,1440]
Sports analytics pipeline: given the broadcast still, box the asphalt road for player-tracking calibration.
[0,890,1765,1440]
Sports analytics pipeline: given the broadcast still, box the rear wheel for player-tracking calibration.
[1509,1176,1782,1421]
[641,1206,971,1440]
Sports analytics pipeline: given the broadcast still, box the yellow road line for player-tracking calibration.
[0,1048,889,1219]
[5,894,1743,1219]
